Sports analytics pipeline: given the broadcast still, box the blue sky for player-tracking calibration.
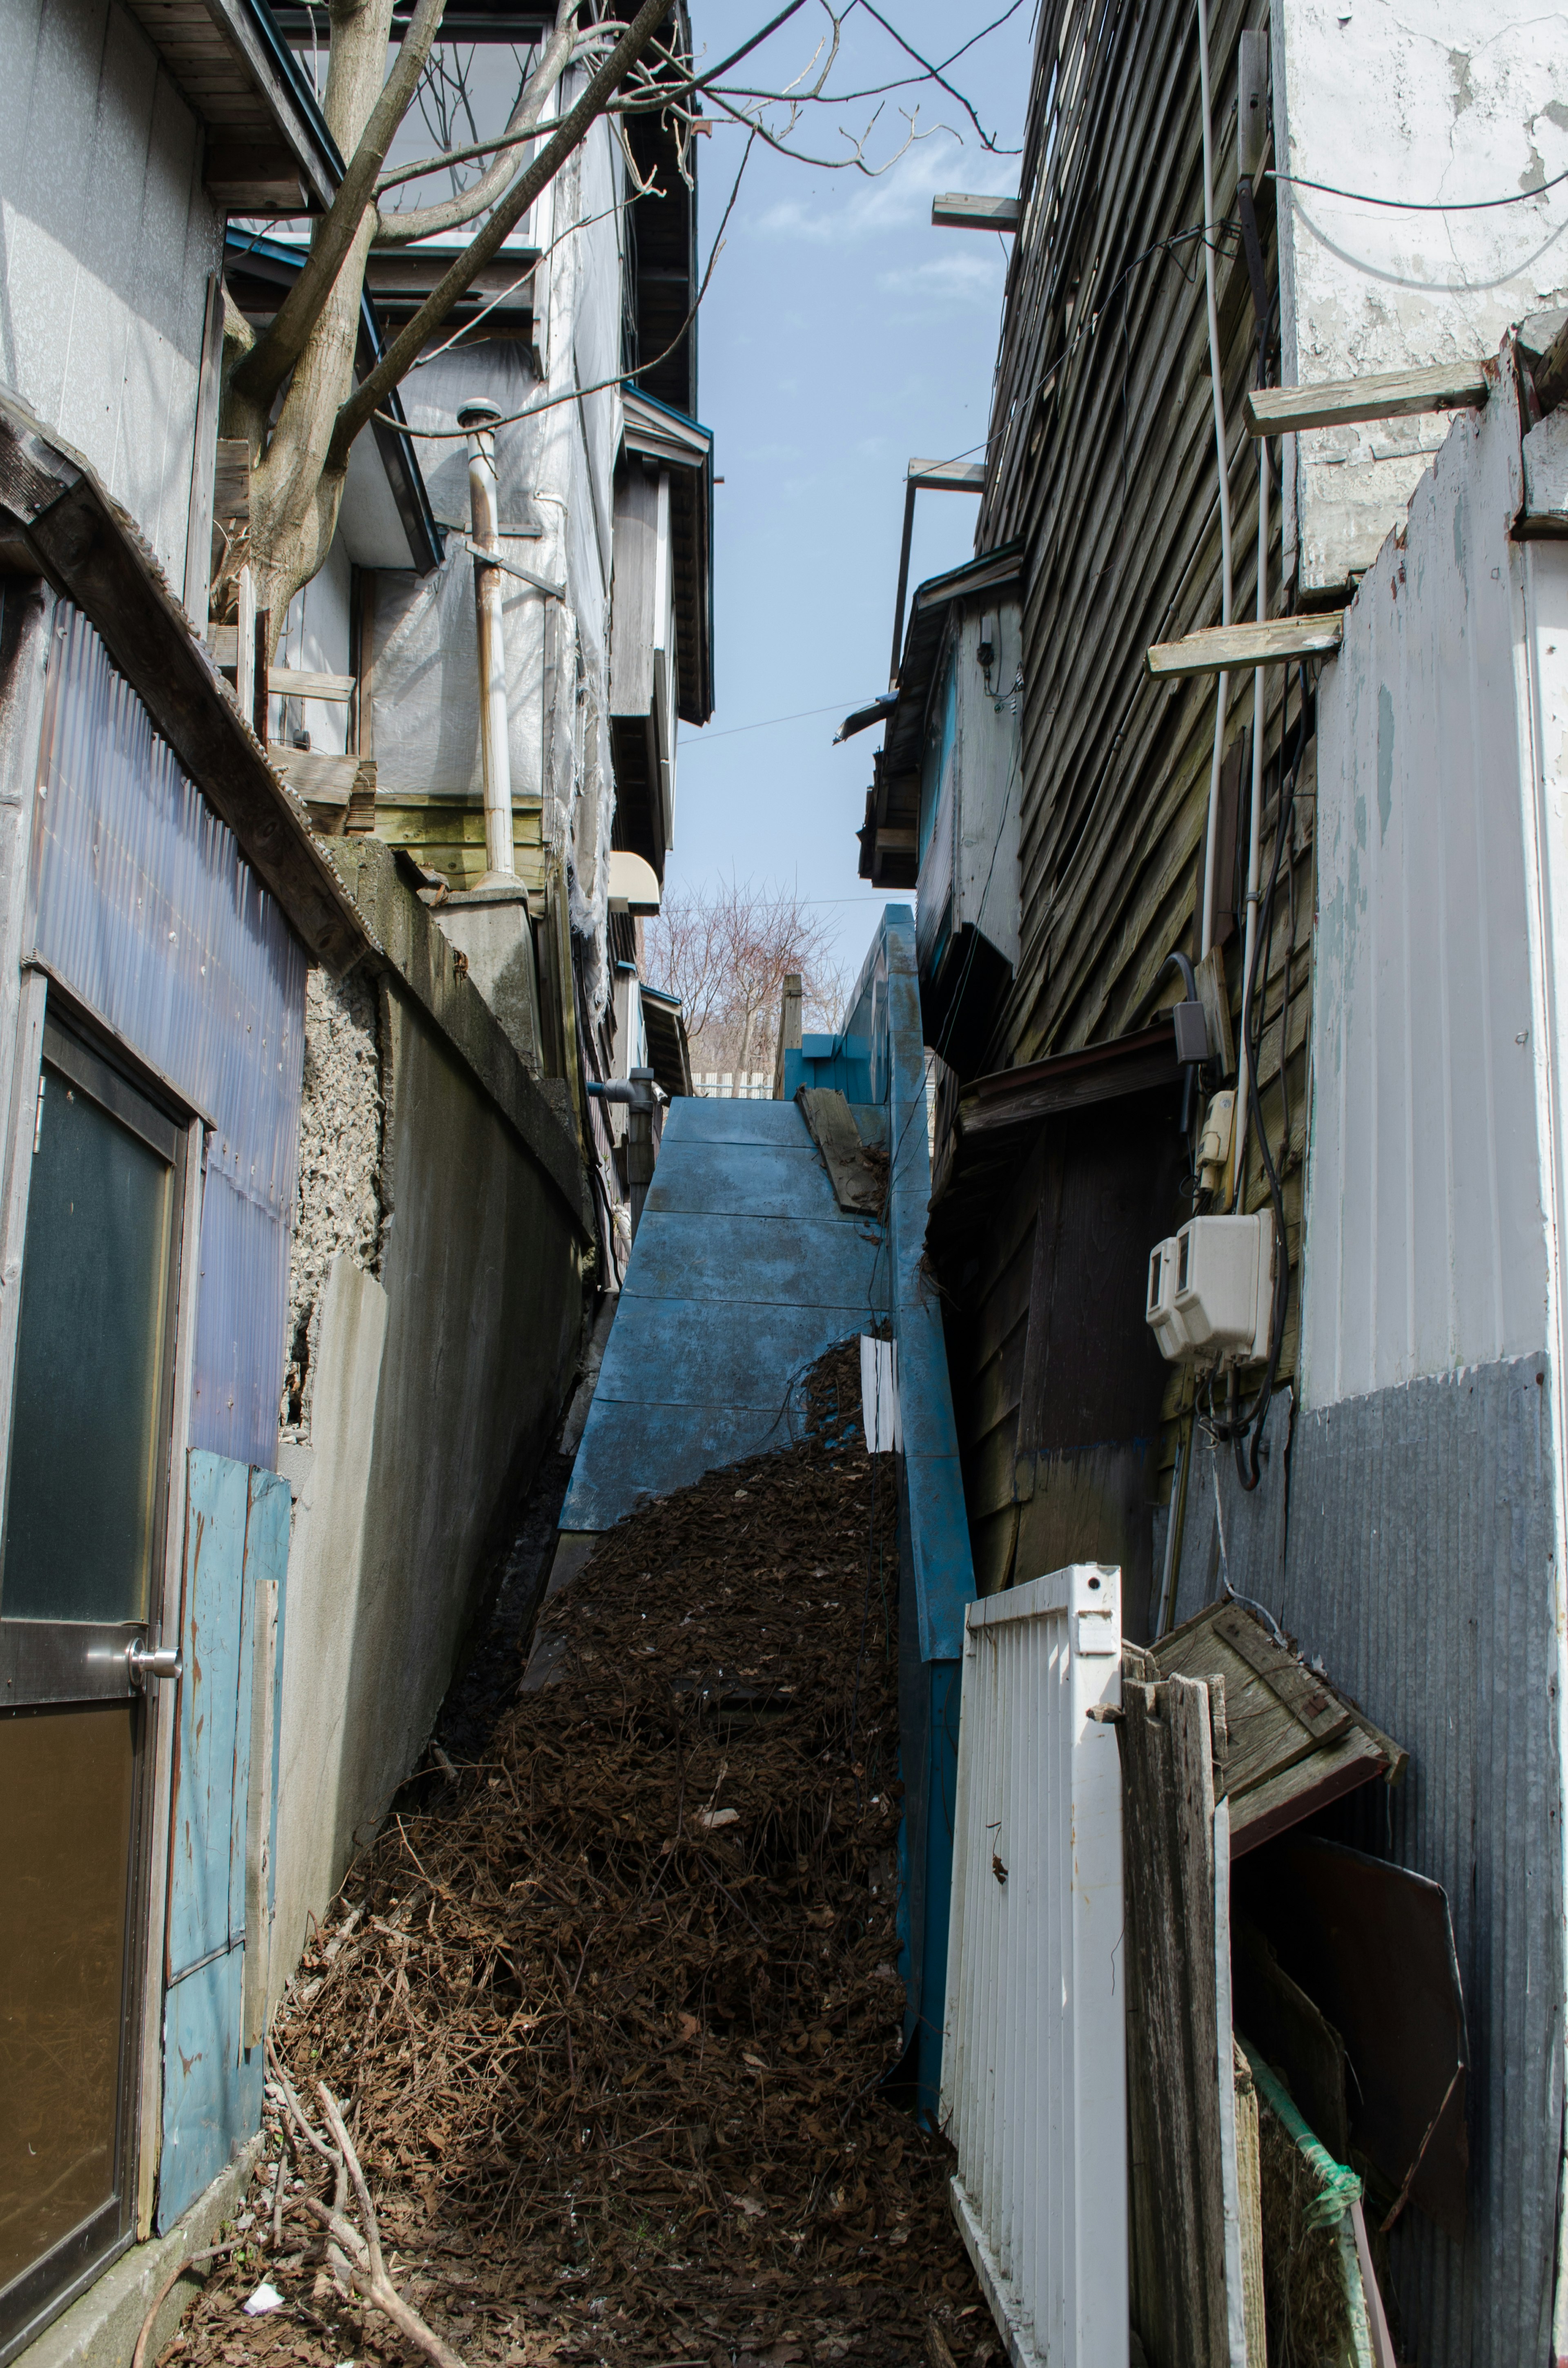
[670,3,1034,965]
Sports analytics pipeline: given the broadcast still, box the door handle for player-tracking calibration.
[126,1641,184,1690]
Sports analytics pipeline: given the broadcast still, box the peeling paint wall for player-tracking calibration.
[1273,0,1568,593]
[281,965,385,1440]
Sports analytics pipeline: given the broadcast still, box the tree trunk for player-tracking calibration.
[222,0,394,651]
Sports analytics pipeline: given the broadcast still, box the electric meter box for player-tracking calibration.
[1146,1213,1273,1367]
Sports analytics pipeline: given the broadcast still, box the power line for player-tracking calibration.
[678,698,866,745]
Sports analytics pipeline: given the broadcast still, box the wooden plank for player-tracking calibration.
[795,1087,883,1214]
[957,1023,1178,1138]
[212,437,250,523]
[270,666,355,701]
[1230,1726,1394,1857]
[1232,2044,1267,2368]
[1245,358,1490,437]
[267,744,376,809]
[1147,615,1345,679]
[1212,1603,1352,1742]
[1159,1625,1321,1798]
[931,193,1022,231]
[1118,1675,1231,2368]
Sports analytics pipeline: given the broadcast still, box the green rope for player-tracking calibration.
[1240,2039,1363,2232]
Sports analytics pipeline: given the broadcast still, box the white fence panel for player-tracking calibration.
[941,1563,1127,2368]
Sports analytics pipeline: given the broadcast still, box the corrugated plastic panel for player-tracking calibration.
[940,1564,1126,2368]
[31,606,306,1468]
[1281,1356,1561,2368]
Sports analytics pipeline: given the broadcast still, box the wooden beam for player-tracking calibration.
[269,666,356,702]
[212,438,250,523]
[956,1022,1178,1139]
[203,143,312,214]
[1147,614,1343,679]
[931,193,1021,232]
[1245,359,1490,438]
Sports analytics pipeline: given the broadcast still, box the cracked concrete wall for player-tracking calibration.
[1273,0,1568,592]
[280,964,385,1441]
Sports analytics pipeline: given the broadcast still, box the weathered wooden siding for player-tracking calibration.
[950,0,1318,1557]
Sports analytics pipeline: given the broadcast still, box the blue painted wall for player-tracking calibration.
[159,1453,289,2228]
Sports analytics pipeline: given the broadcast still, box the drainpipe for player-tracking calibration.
[459,397,516,887]
[587,1068,659,1238]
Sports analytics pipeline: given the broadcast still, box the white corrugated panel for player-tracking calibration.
[941,1564,1127,2368]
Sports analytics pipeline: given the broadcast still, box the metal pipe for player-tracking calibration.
[1196,0,1234,957]
[587,1068,659,1239]
[1233,434,1270,1207]
[459,397,516,884]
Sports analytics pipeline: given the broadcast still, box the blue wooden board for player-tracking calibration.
[624,1210,888,1309]
[562,1399,826,1529]
[168,1451,252,1978]
[593,1294,875,1414]
[644,1139,842,1223]
[661,1099,812,1148]
[161,1943,256,2222]
[160,1456,290,2230]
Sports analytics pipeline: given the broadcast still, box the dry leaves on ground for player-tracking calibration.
[167,1340,987,2368]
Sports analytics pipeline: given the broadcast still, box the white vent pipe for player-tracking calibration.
[459,397,517,885]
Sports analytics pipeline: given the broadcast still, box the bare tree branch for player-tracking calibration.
[232,0,449,406]
[327,0,675,470]
[374,4,579,245]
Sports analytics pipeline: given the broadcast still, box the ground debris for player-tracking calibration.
[171,1340,983,2368]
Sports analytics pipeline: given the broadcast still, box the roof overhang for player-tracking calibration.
[622,387,714,727]
[639,982,693,1099]
[120,0,345,214]
[929,1021,1186,1239]
[0,387,372,972]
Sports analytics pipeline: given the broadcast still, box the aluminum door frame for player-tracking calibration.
[0,966,205,2352]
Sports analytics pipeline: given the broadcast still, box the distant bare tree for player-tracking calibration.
[645,877,842,1088]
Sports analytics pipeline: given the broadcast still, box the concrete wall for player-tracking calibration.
[0,0,220,585]
[1273,0,1568,595]
[272,845,588,1992]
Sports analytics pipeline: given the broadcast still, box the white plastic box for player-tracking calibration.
[1146,1212,1273,1367]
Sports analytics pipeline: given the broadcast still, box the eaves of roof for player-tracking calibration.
[622,386,714,729]
[882,540,1025,776]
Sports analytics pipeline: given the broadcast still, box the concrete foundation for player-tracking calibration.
[12,2143,258,2368]
[437,884,542,1072]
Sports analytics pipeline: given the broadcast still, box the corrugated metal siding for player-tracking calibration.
[32,606,306,1467]
[1280,1356,1562,2367]
[1304,393,1546,1405]
[0,0,219,586]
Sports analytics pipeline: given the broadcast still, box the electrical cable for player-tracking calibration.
[1195,0,1232,959]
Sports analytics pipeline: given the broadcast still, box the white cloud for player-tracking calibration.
[748,123,1017,249]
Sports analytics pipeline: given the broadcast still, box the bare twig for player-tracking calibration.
[129,2243,240,2368]
[302,2185,470,2368]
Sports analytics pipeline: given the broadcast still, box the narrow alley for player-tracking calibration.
[3,4,1568,2368]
